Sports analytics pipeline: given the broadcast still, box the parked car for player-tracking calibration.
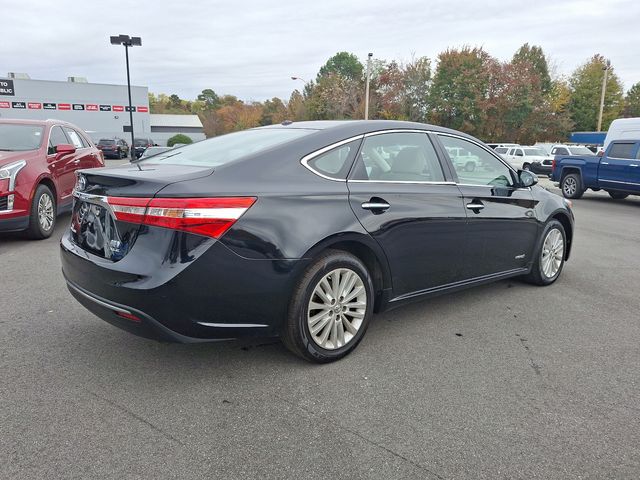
[551,139,640,200]
[550,144,595,157]
[61,120,573,362]
[138,146,172,159]
[133,137,155,158]
[603,117,640,152]
[487,143,519,150]
[97,138,129,159]
[445,146,482,171]
[502,146,555,176]
[0,118,104,238]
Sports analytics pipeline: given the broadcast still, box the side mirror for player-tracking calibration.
[519,169,538,187]
[55,144,76,160]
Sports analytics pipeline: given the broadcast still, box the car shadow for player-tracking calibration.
[0,212,71,249]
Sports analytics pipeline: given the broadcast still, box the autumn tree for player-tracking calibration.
[428,47,499,136]
[624,82,640,118]
[317,52,363,82]
[569,55,624,131]
[260,97,288,125]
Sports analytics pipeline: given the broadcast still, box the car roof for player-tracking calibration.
[0,118,82,129]
[257,119,478,140]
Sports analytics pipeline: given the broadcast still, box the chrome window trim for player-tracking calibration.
[606,156,636,161]
[348,179,456,185]
[300,134,364,182]
[363,128,429,137]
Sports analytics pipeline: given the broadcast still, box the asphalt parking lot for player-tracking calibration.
[1,178,639,480]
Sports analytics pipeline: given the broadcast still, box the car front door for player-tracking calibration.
[47,126,77,202]
[599,142,640,192]
[436,134,539,279]
[347,131,467,298]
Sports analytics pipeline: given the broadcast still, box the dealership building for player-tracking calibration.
[0,74,205,146]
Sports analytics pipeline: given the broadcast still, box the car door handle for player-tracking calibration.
[466,202,485,211]
[361,199,390,212]
[630,164,639,167]
[601,162,609,165]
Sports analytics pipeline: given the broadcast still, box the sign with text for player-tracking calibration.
[125,106,137,112]
[72,104,84,111]
[43,103,57,110]
[86,104,98,111]
[0,79,15,96]
[28,102,42,109]
[99,104,111,111]
[12,101,26,109]
[0,101,10,108]
[58,103,71,110]
[137,106,149,112]
[112,105,124,112]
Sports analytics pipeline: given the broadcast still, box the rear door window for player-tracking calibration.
[608,142,636,159]
[350,132,445,182]
[63,127,85,149]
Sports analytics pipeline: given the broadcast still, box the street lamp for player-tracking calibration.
[110,34,142,160]
[597,59,611,132]
[364,52,373,120]
[291,76,307,84]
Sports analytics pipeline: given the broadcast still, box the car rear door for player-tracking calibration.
[599,142,640,192]
[63,127,101,169]
[347,131,467,298]
[47,125,77,201]
[436,134,539,279]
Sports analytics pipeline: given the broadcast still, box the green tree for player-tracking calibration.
[169,94,182,108]
[260,97,287,125]
[167,134,193,146]
[624,82,640,117]
[512,44,552,93]
[317,52,364,82]
[569,55,624,131]
[197,89,221,110]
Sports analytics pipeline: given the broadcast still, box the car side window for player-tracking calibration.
[515,149,524,157]
[350,132,445,182]
[48,126,69,155]
[608,142,635,159]
[557,148,569,155]
[439,135,514,187]
[63,127,84,149]
[305,140,360,179]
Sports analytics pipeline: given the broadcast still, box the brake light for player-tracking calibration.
[106,196,256,239]
[551,159,556,171]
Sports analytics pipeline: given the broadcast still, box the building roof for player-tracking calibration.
[150,114,203,128]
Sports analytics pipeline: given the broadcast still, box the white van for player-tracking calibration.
[603,118,640,151]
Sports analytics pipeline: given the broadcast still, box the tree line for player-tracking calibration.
[149,45,640,144]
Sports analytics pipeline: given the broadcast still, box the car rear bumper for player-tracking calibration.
[530,162,552,175]
[60,227,305,342]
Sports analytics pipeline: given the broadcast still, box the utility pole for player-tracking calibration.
[365,52,373,120]
[597,59,611,132]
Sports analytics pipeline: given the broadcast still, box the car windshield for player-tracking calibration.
[524,148,546,156]
[0,124,45,151]
[140,128,315,167]
[568,146,594,155]
[99,139,115,145]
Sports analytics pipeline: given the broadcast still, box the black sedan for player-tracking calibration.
[61,121,574,362]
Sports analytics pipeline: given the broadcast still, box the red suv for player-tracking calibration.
[0,119,104,238]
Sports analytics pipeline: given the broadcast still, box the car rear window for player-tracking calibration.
[524,148,545,156]
[495,147,508,154]
[140,128,315,167]
[0,124,45,151]
[608,142,636,159]
[99,139,116,145]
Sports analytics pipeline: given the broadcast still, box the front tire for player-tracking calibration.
[27,184,56,239]
[561,173,584,199]
[282,250,374,363]
[608,191,628,200]
[522,220,566,286]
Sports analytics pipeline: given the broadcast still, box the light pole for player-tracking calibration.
[110,34,141,160]
[364,52,373,120]
[597,59,611,132]
[291,76,307,85]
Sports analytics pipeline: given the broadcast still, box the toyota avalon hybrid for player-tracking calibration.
[61,120,574,362]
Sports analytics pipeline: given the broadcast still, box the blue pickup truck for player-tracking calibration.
[551,140,640,199]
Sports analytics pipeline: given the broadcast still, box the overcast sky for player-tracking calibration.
[3,0,639,101]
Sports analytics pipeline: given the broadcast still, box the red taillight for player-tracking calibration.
[551,159,556,171]
[116,311,142,322]
[106,196,256,239]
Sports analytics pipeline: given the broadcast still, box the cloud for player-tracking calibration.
[3,0,639,100]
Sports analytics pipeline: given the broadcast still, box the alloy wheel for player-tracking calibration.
[541,228,564,279]
[38,193,55,232]
[563,177,577,197]
[307,268,367,350]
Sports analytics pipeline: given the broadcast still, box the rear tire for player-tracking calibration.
[522,220,566,286]
[282,249,374,363]
[26,184,56,239]
[607,191,628,200]
[561,173,584,199]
